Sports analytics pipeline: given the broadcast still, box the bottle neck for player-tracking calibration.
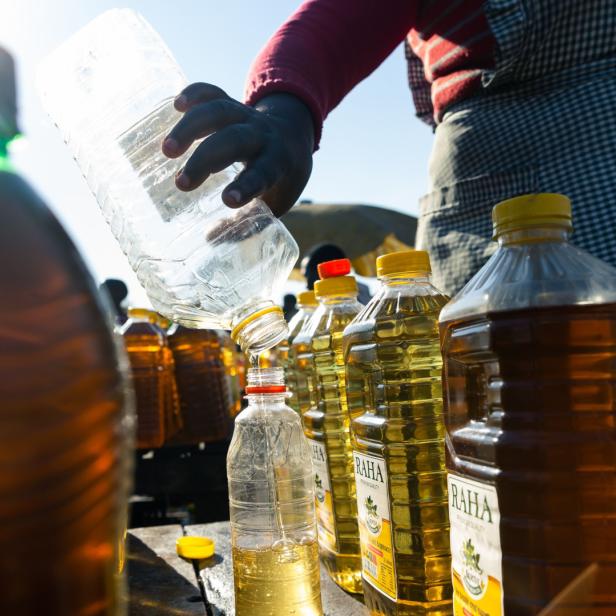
[380,272,432,285]
[246,393,287,406]
[0,137,12,173]
[497,226,570,246]
[318,293,358,305]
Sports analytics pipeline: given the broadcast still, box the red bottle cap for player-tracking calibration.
[318,258,351,280]
[245,385,287,394]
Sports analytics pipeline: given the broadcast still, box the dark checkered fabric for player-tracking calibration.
[416,0,616,296]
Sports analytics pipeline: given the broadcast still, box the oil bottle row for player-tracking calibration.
[119,309,246,449]
[272,193,616,616]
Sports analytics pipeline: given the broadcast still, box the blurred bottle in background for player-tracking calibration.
[278,291,318,413]
[0,48,133,615]
[120,308,178,449]
[168,327,233,445]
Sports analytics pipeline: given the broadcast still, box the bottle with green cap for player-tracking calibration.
[295,258,364,594]
[278,290,318,413]
[343,250,452,616]
[440,193,616,615]
[0,47,133,615]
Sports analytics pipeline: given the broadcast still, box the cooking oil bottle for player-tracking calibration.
[440,194,616,615]
[278,291,318,412]
[227,367,323,616]
[168,326,233,444]
[0,47,133,615]
[344,250,452,615]
[296,259,364,594]
[120,308,177,448]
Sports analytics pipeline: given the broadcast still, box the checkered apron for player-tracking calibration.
[416,0,616,296]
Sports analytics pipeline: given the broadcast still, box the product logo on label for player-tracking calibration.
[314,474,325,503]
[364,496,381,535]
[311,442,326,463]
[461,538,488,598]
[354,454,384,483]
[450,481,493,523]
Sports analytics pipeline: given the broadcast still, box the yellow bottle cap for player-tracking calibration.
[297,291,317,306]
[376,250,431,278]
[176,536,215,560]
[127,307,156,321]
[492,193,572,239]
[314,275,358,298]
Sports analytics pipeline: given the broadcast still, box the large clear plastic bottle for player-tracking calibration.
[0,47,133,615]
[296,259,364,594]
[344,250,452,616]
[227,367,323,616]
[439,194,616,615]
[37,9,299,355]
[278,290,318,412]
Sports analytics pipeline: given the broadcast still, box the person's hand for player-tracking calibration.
[162,84,315,217]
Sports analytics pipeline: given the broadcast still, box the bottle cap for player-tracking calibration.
[314,275,358,298]
[492,193,572,238]
[127,307,156,321]
[318,258,351,279]
[176,536,215,560]
[376,250,431,278]
[297,291,317,306]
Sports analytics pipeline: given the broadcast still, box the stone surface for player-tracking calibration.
[185,522,367,616]
[128,525,205,615]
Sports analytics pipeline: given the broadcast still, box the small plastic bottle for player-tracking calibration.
[227,367,323,616]
[38,9,298,355]
[278,290,318,412]
[296,259,364,594]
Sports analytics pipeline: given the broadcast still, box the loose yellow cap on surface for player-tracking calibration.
[314,275,358,298]
[376,250,431,277]
[492,193,572,238]
[176,536,215,560]
[297,290,317,306]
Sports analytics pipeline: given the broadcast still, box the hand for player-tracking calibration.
[162,84,315,217]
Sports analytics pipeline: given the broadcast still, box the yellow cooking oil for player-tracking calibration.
[232,538,322,616]
[343,251,452,615]
[277,291,318,413]
[295,264,364,594]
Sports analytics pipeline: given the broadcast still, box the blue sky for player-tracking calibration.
[1,0,434,303]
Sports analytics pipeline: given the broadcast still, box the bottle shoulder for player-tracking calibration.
[343,284,447,340]
[440,241,616,323]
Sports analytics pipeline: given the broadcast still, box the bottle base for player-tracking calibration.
[320,549,363,595]
[363,582,453,616]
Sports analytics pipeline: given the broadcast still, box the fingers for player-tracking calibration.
[174,82,230,112]
[175,124,265,191]
[163,99,251,158]
[222,152,283,207]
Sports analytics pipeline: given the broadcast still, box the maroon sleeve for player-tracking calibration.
[244,0,417,147]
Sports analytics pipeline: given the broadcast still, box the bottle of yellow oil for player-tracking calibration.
[344,250,452,615]
[278,291,318,412]
[296,259,364,594]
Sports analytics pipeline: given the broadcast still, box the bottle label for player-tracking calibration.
[353,451,397,600]
[308,438,338,552]
[448,473,504,616]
